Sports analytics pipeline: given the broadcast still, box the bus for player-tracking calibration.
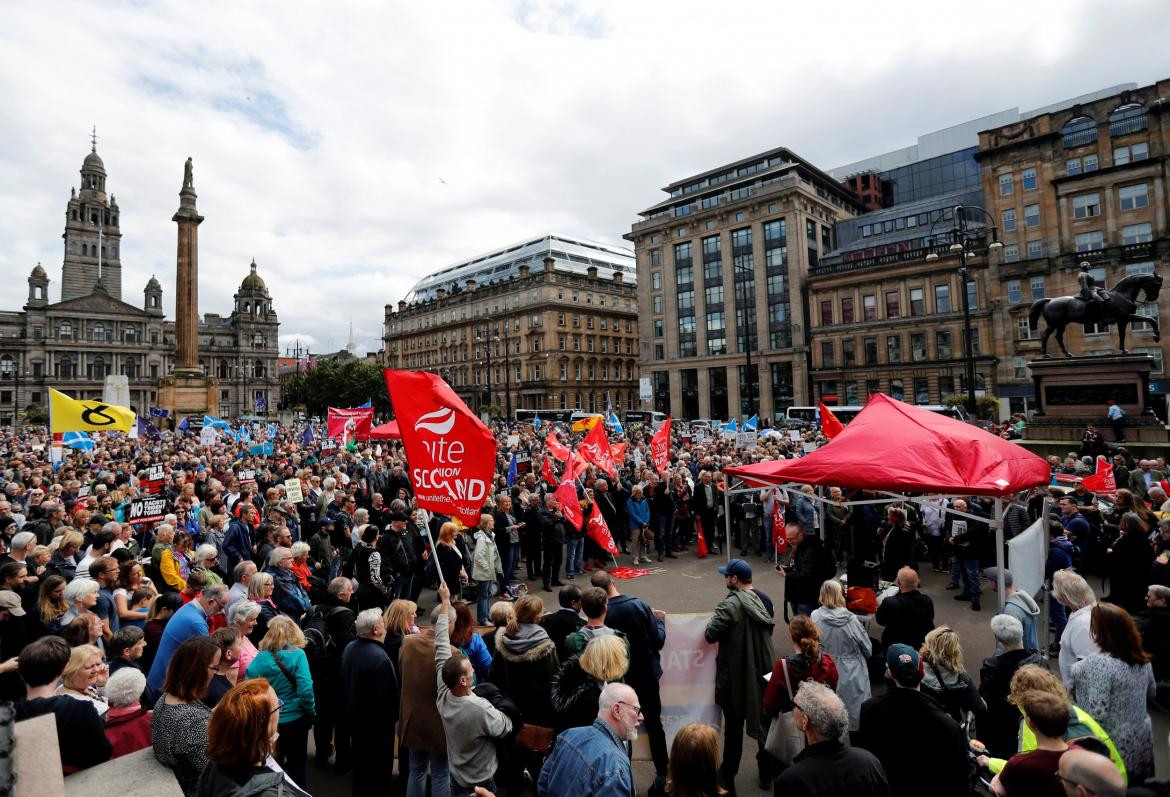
[785,403,969,426]
[514,409,572,425]
[624,411,667,429]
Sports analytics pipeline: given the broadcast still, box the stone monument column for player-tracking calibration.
[173,157,202,375]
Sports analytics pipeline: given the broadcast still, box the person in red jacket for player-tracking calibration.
[103,667,153,758]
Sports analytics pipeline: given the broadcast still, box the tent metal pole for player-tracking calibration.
[723,477,732,563]
[994,498,1006,613]
[1039,494,1053,653]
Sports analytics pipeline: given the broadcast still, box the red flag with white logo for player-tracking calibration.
[554,480,583,531]
[567,451,589,481]
[585,500,619,556]
[580,421,618,479]
[1080,455,1116,494]
[383,370,497,527]
[650,417,672,474]
[542,456,558,488]
[610,442,627,462]
[546,432,571,462]
[327,406,374,441]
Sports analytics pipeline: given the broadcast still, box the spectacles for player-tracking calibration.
[617,701,642,717]
[271,698,285,715]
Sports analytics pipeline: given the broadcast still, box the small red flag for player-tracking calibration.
[695,515,708,559]
[541,457,558,488]
[580,421,618,479]
[819,402,844,439]
[554,480,583,531]
[771,491,789,553]
[1080,455,1116,494]
[650,417,672,475]
[585,501,619,556]
[546,432,571,462]
[610,442,627,462]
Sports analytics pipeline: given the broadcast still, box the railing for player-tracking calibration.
[1110,112,1147,137]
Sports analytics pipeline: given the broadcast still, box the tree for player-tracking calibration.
[283,359,391,417]
[23,404,48,425]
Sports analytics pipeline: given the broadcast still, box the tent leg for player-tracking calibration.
[723,479,732,563]
[994,498,1006,613]
[817,490,826,543]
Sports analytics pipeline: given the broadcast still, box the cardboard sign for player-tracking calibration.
[515,450,532,475]
[736,431,758,450]
[77,484,90,498]
[284,479,304,503]
[143,463,165,495]
[507,435,520,448]
[238,469,257,485]
[127,497,168,525]
[200,426,217,446]
[320,441,338,464]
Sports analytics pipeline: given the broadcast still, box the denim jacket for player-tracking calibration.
[537,718,634,797]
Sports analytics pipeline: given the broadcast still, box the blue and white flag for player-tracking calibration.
[302,425,314,446]
[533,416,542,431]
[743,414,758,431]
[723,419,738,433]
[248,441,274,457]
[254,395,268,411]
[608,412,624,436]
[62,431,95,451]
[358,400,372,409]
[267,423,278,439]
[238,425,253,443]
[204,415,231,430]
[506,452,518,486]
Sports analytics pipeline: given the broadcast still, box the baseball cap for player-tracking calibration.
[885,643,923,683]
[388,512,409,523]
[983,567,1013,587]
[718,558,752,581]
[0,590,25,616]
[317,516,335,527]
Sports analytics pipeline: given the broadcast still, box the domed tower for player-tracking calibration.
[144,275,163,316]
[233,259,273,318]
[26,263,49,308]
[231,259,279,415]
[61,134,123,301]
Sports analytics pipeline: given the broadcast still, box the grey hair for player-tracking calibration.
[9,532,34,552]
[228,598,261,625]
[64,578,99,605]
[598,681,631,715]
[105,667,147,709]
[353,508,369,525]
[322,477,336,490]
[990,614,1024,647]
[268,546,291,567]
[290,541,311,559]
[1052,569,1096,611]
[355,608,383,638]
[232,560,256,582]
[794,681,848,741]
[327,577,353,598]
[203,583,229,603]
[247,571,274,599]
[101,521,122,536]
[155,524,175,541]
[1149,584,1170,603]
[192,544,218,565]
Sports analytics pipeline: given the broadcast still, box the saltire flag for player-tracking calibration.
[605,392,613,416]
[384,369,496,527]
[650,417,672,475]
[302,425,315,446]
[1080,455,1116,494]
[267,423,278,439]
[723,419,738,433]
[585,500,619,556]
[248,442,274,457]
[49,388,135,433]
[238,425,253,443]
[744,414,759,431]
[327,406,374,441]
[542,457,558,488]
[608,412,624,436]
[571,415,602,433]
[818,402,844,439]
[545,432,571,462]
[204,415,231,431]
[506,453,518,487]
[579,421,618,480]
[62,431,95,451]
[554,480,583,531]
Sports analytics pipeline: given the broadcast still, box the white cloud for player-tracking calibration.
[2,0,1169,355]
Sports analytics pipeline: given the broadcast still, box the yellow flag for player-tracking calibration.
[49,388,135,433]
[571,415,602,433]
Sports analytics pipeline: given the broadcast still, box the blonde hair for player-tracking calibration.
[1052,569,1096,611]
[488,601,515,628]
[383,599,418,635]
[259,614,306,651]
[1009,663,1069,707]
[818,579,846,609]
[921,626,964,673]
[247,571,274,600]
[62,644,102,687]
[580,634,629,683]
[58,530,84,556]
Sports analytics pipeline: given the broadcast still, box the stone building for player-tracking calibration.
[384,235,638,416]
[977,79,1170,418]
[0,145,280,423]
[626,147,861,422]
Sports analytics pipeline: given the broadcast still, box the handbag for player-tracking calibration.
[764,658,806,764]
[515,723,556,756]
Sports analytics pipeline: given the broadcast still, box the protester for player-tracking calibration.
[980,689,1070,797]
[488,593,558,730]
[919,625,983,722]
[1057,748,1126,797]
[152,635,220,796]
[342,607,399,796]
[472,513,504,625]
[564,586,627,657]
[809,579,870,730]
[551,633,630,731]
[104,666,153,758]
[56,643,109,716]
[783,521,834,618]
[541,584,584,661]
[875,566,935,650]
[1053,569,1101,687]
[245,614,316,789]
[308,575,357,772]
[147,582,229,689]
[399,601,452,797]
[228,598,262,679]
[538,681,639,797]
[248,570,281,643]
[979,614,1048,758]
[204,626,242,707]
[984,566,1040,653]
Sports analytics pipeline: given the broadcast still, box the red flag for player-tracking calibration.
[818,402,844,439]
[695,515,708,559]
[383,370,496,527]
[566,452,589,482]
[546,432,571,462]
[610,442,627,462]
[327,406,374,441]
[585,501,619,556]
[1080,455,1117,494]
[580,421,618,479]
[650,417,672,474]
[541,457,558,488]
[554,480,583,531]
[771,491,789,554]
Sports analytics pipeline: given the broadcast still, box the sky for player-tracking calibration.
[2,0,1170,357]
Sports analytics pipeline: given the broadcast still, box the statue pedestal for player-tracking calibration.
[157,372,219,420]
[1025,354,1168,442]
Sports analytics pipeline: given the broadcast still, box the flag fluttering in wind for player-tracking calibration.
[546,432,571,462]
[580,421,618,479]
[50,388,135,433]
[650,417,672,474]
[818,402,844,439]
[1080,455,1116,494]
[506,453,518,487]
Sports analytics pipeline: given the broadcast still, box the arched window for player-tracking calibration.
[0,355,13,377]
[89,356,106,379]
[57,356,73,379]
[1062,116,1098,148]
[81,244,88,256]
[1109,103,1147,137]
[218,359,229,379]
[91,322,105,342]
[255,359,266,379]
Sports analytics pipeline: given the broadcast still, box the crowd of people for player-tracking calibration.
[0,416,1167,796]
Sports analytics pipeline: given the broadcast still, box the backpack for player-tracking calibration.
[301,606,346,668]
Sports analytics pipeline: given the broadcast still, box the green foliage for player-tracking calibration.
[283,359,391,417]
[944,393,1000,419]
[23,404,48,425]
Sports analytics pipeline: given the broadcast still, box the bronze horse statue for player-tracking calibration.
[1028,271,1162,357]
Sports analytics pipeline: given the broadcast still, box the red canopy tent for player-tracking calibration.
[369,420,402,440]
[724,394,1049,497]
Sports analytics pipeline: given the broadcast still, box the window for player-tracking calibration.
[558,312,565,326]
[1067,158,1082,176]
[1002,209,1016,232]
[966,279,977,311]
[820,341,835,368]
[600,318,607,330]
[1123,223,1153,245]
[652,296,662,314]
[911,333,927,362]
[1075,231,1104,252]
[820,300,833,325]
[863,337,878,366]
[1022,168,1037,191]
[970,328,981,355]
[559,335,567,350]
[654,344,664,360]
[842,338,856,366]
[652,320,663,337]
[1007,280,1022,304]
[884,291,900,318]
[706,312,726,355]
[886,335,902,363]
[1062,116,1098,148]
[1072,193,1101,218]
[1024,204,1040,228]
[910,288,925,316]
[841,297,854,324]
[913,378,930,404]
[863,294,877,321]
[1003,244,1020,263]
[705,285,724,306]
[889,379,905,402]
[934,284,951,314]
[649,249,661,266]
[1027,240,1044,259]
[1135,347,1164,373]
[676,290,694,311]
[1018,317,1036,340]
[936,330,953,359]
[999,173,1013,196]
[1030,276,1046,300]
[1084,153,1098,172]
[1013,357,1028,379]
[1119,183,1150,211]
[651,271,662,290]
[1109,103,1147,137]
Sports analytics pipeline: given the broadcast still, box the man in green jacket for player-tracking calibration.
[705,559,775,795]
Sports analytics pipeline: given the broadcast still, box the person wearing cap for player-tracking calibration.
[985,566,1040,653]
[705,558,775,792]
[309,514,338,580]
[380,511,417,602]
[855,642,968,796]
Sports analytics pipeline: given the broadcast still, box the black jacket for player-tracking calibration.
[1139,605,1170,681]
[874,589,935,650]
[538,507,565,546]
[541,607,585,662]
[785,536,835,611]
[978,647,1048,758]
[772,739,890,797]
[549,655,604,732]
[195,762,311,797]
[856,688,968,797]
[379,530,416,584]
[1108,531,1155,615]
[878,523,916,582]
[340,637,399,735]
[605,593,665,684]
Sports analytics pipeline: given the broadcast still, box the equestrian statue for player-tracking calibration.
[1028,265,1162,357]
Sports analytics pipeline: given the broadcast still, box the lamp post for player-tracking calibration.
[500,318,512,420]
[925,205,1004,416]
[477,324,493,416]
[734,262,755,420]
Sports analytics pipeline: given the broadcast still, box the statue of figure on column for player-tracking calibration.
[183,157,194,189]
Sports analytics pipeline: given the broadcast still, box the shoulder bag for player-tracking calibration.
[764,658,806,764]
